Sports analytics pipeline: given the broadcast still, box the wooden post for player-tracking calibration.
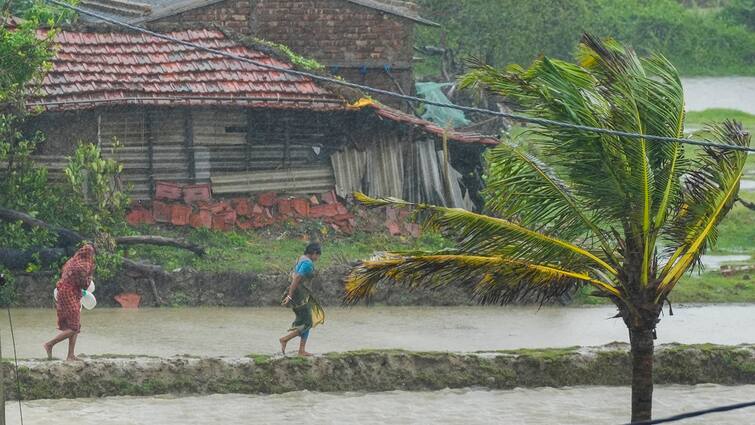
[283,117,291,169]
[245,110,253,172]
[184,109,195,181]
[146,110,155,195]
[0,325,4,425]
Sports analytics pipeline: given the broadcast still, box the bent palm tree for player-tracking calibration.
[344,34,750,422]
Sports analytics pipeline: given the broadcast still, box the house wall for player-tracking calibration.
[30,106,356,199]
[153,0,416,107]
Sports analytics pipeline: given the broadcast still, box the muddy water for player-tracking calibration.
[682,77,755,114]
[8,385,755,424]
[5,305,755,359]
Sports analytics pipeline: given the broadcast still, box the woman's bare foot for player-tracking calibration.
[65,356,80,362]
[43,343,53,360]
[298,351,313,357]
[279,337,288,355]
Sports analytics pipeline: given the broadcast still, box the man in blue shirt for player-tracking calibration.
[279,242,325,356]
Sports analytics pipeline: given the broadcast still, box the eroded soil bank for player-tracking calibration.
[14,266,479,308]
[5,343,754,401]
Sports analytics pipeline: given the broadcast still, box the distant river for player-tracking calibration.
[682,77,755,114]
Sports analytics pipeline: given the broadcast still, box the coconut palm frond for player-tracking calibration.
[482,141,618,260]
[657,121,750,296]
[354,193,618,276]
[343,252,621,305]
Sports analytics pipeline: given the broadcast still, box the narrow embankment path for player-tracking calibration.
[5,344,755,400]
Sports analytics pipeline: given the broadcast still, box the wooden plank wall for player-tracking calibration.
[94,107,342,199]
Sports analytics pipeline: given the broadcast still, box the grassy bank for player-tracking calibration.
[125,226,448,274]
[685,109,755,133]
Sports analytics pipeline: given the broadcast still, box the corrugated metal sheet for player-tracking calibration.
[211,166,335,195]
[331,137,404,199]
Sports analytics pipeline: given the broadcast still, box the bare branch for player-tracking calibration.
[115,235,206,257]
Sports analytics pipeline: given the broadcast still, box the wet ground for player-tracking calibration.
[6,304,755,359]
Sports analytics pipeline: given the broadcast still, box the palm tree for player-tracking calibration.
[344,34,750,422]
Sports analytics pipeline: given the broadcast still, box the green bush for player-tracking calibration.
[416,0,755,77]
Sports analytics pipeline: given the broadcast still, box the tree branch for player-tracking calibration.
[0,206,205,278]
[115,235,205,257]
[738,197,755,211]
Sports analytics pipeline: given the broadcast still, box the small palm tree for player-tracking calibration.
[344,34,750,422]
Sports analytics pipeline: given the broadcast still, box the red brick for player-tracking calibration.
[405,223,421,238]
[233,198,254,217]
[238,220,255,230]
[321,190,338,205]
[183,184,211,203]
[114,292,141,309]
[258,192,277,207]
[189,210,212,229]
[310,203,339,218]
[309,195,320,205]
[152,201,172,223]
[336,203,348,215]
[386,206,399,221]
[386,220,401,236]
[251,203,263,215]
[171,204,192,226]
[292,198,310,217]
[155,181,183,201]
[126,208,153,226]
[212,211,236,231]
[277,198,293,216]
[209,201,231,214]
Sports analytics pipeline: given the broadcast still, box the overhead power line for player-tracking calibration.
[625,400,755,424]
[44,0,754,153]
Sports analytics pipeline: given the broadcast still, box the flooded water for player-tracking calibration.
[682,77,755,114]
[8,385,755,425]
[5,304,755,359]
[700,254,752,270]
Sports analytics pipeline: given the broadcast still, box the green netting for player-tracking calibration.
[416,82,470,128]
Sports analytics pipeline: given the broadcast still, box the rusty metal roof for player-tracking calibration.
[32,28,344,111]
[369,103,500,146]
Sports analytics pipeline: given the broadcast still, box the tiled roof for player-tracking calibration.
[32,28,343,111]
[30,28,493,145]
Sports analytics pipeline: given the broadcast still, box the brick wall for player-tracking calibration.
[155,0,416,107]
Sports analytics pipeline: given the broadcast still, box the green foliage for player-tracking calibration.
[64,142,130,233]
[249,37,325,71]
[0,1,126,280]
[720,0,755,30]
[415,0,755,77]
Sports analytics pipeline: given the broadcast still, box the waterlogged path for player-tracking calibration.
[4,305,755,359]
[9,385,755,425]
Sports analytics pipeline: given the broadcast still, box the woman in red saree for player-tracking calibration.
[44,243,95,361]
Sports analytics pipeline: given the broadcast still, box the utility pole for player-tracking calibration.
[0,273,5,425]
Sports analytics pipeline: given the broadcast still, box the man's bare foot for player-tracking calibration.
[298,351,313,357]
[65,356,80,362]
[279,337,288,355]
[43,343,53,360]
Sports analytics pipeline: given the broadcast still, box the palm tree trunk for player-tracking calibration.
[629,327,655,422]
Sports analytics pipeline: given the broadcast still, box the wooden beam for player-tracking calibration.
[145,109,155,195]
[184,108,195,181]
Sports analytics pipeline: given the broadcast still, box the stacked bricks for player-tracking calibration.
[126,182,358,234]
